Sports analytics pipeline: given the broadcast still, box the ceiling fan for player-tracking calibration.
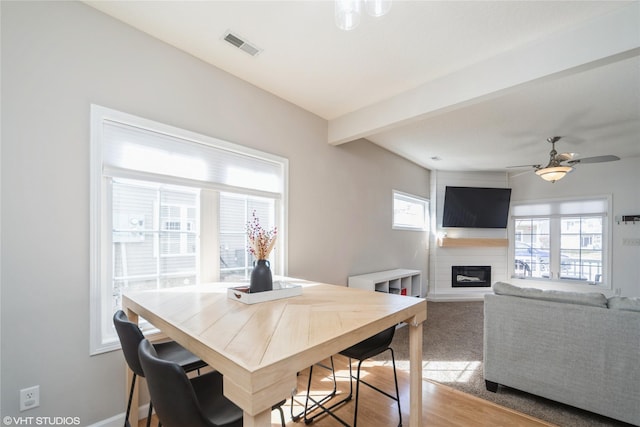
[509,136,620,183]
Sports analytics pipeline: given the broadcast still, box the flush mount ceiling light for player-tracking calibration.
[335,0,392,31]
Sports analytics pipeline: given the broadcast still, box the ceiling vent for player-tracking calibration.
[222,31,262,57]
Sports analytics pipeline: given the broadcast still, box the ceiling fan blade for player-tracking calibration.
[567,155,620,165]
[507,164,539,169]
[508,169,534,178]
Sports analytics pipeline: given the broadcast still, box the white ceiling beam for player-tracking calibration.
[328,2,640,146]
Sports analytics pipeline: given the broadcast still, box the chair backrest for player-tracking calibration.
[377,325,396,347]
[341,325,396,360]
[113,310,146,376]
[138,339,212,427]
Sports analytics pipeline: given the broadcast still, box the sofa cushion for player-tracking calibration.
[493,281,608,308]
[608,296,640,312]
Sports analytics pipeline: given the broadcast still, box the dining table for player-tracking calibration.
[122,278,427,427]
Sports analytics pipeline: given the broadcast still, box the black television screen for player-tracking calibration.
[442,186,512,228]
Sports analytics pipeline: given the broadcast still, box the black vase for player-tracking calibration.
[250,259,273,293]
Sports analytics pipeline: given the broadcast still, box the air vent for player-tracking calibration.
[223,31,262,57]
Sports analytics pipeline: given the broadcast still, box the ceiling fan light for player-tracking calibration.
[335,0,361,31]
[365,0,392,17]
[535,166,573,183]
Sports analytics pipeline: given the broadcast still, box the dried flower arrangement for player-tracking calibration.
[246,210,277,260]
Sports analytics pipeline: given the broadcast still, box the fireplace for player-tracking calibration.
[452,266,491,287]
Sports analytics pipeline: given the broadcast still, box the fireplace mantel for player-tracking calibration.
[438,237,508,248]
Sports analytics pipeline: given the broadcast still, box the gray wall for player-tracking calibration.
[0,1,430,423]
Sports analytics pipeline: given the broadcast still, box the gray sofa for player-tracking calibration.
[484,282,640,426]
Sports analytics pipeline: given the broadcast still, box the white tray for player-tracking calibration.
[227,281,303,304]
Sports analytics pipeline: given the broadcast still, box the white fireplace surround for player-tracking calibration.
[428,171,509,301]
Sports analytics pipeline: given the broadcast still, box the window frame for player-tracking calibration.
[509,195,612,288]
[392,190,429,231]
[90,105,288,355]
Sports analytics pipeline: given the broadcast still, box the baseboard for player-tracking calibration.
[87,404,150,427]
[426,292,487,302]
[87,413,122,427]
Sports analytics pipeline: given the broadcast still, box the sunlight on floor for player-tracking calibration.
[422,360,481,383]
[321,358,482,384]
[394,359,482,383]
[282,358,485,426]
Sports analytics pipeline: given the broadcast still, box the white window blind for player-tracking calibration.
[101,119,285,196]
[512,197,608,217]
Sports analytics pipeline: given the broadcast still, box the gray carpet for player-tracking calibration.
[385,301,634,427]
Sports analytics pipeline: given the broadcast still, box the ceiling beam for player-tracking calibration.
[328,2,640,146]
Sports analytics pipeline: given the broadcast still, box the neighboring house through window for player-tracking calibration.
[511,196,610,286]
[90,105,288,354]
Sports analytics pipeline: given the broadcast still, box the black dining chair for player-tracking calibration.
[138,339,287,427]
[113,310,208,427]
[303,325,402,427]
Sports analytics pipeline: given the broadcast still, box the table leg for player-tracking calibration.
[409,321,423,427]
[242,408,271,427]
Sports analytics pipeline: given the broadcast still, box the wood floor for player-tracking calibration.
[139,356,556,427]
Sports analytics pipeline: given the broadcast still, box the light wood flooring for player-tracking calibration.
[139,356,555,427]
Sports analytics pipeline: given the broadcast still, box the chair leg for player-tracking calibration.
[290,358,337,422]
[352,349,402,427]
[353,359,364,427]
[390,348,402,427]
[276,404,286,427]
[301,364,316,422]
[303,358,351,426]
[145,402,153,427]
[346,357,354,399]
[124,373,137,427]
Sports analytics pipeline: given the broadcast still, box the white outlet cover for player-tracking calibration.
[19,385,40,411]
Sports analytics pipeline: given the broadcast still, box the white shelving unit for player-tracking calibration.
[348,269,422,297]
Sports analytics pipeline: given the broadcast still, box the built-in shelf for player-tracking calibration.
[348,269,421,297]
[438,237,508,248]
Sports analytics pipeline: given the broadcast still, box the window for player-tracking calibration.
[111,179,199,313]
[393,190,429,231]
[511,196,610,286]
[90,105,288,354]
[219,193,277,281]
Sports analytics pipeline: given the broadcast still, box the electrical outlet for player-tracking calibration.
[19,385,39,411]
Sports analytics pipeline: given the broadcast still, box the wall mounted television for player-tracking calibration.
[442,186,512,228]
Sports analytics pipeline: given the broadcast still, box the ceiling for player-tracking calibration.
[84,1,640,174]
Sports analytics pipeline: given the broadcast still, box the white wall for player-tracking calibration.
[428,171,510,301]
[508,156,640,297]
[0,2,429,423]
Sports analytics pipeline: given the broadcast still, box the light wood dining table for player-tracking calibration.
[122,279,427,427]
